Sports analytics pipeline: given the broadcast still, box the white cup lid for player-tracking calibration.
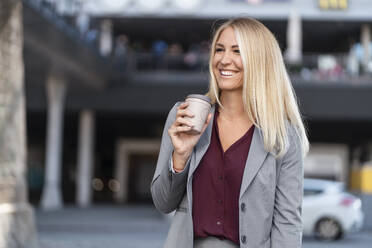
[186,94,211,104]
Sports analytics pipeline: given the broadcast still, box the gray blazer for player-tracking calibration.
[151,102,304,248]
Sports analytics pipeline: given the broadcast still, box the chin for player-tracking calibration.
[219,87,242,92]
[217,81,243,91]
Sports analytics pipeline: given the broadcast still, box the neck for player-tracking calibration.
[218,90,247,121]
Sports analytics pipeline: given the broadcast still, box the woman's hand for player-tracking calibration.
[168,101,212,171]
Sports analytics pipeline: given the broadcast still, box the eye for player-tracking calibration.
[234,49,240,54]
[215,48,224,53]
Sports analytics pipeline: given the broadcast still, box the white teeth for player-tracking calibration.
[220,70,234,76]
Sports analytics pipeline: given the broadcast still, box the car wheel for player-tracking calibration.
[315,218,343,240]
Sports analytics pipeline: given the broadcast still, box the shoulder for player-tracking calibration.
[283,121,303,159]
[286,122,300,141]
[272,122,304,172]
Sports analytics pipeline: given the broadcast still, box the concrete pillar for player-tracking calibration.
[40,75,67,210]
[99,19,113,57]
[285,8,302,64]
[75,0,89,35]
[347,45,359,76]
[76,110,95,207]
[76,11,90,35]
[0,1,39,246]
[114,144,129,203]
[361,24,371,73]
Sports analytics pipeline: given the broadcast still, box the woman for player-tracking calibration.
[151,17,309,248]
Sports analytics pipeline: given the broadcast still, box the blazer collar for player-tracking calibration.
[239,127,269,199]
[188,104,269,198]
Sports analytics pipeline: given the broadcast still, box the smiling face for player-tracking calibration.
[212,26,244,92]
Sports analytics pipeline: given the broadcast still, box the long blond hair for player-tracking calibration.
[206,18,309,157]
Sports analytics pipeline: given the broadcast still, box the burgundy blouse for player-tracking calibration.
[192,109,254,245]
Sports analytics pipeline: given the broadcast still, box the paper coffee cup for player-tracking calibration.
[184,94,211,134]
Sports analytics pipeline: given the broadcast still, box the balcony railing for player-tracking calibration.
[114,51,371,83]
[131,52,210,72]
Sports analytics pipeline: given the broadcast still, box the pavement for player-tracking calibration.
[36,205,170,248]
[36,205,372,248]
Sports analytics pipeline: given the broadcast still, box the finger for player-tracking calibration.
[178,101,189,110]
[176,116,194,127]
[176,125,192,133]
[177,108,194,118]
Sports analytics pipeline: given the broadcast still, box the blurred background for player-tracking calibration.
[1,0,372,247]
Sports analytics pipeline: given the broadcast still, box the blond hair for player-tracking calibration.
[206,18,309,157]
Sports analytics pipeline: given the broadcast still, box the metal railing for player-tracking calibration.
[131,52,210,72]
[121,51,370,82]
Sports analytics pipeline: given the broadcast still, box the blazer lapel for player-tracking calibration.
[239,127,269,199]
[188,105,215,182]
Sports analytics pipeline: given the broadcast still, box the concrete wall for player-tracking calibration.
[304,143,349,182]
[81,0,372,21]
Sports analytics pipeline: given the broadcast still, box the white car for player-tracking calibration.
[302,178,364,240]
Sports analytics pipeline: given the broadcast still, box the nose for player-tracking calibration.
[220,52,232,65]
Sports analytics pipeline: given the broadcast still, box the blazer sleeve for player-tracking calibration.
[150,102,191,214]
[271,126,304,248]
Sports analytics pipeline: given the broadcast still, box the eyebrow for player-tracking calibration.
[216,43,239,49]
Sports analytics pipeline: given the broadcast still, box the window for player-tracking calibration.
[304,189,323,196]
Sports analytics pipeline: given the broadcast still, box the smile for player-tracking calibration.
[219,70,238,77]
